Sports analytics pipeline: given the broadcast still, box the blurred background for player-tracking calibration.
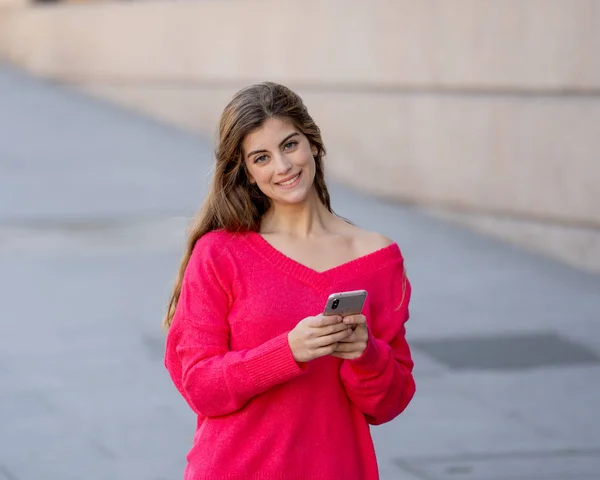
[1,1,599,479]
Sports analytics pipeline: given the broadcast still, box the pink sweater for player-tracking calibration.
[165,230,415,480]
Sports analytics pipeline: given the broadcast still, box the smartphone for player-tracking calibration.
[323,290,368,317]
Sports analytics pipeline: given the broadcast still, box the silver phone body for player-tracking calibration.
[323,290,368,316]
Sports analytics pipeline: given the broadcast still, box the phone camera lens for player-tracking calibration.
[332,299,339,309]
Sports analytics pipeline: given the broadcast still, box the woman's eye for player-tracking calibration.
[254,155,268,164]
[284,141,297,150]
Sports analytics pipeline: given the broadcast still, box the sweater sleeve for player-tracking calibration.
[339,254,415,425]
[164,233,306,418]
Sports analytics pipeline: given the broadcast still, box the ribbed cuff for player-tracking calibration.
[346,336,388,374]
[244,332,306,389]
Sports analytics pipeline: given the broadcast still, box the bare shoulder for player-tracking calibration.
[356,231,395,255]
[336,221,395,256]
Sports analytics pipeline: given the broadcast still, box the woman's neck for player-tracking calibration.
[260,190,335,238]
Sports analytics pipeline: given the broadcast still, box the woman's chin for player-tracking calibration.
[271,189,312,206]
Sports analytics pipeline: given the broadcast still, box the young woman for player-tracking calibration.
[163,82,415,479]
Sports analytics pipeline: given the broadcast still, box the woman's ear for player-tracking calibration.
[311,145,318,157]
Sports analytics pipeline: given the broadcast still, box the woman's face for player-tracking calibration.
[243,116,317,207]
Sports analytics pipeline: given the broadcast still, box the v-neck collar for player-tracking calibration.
[243,230,400,291]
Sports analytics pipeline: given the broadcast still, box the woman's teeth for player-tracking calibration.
[279,173,300,186]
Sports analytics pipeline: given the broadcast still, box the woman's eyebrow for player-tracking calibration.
[278,132,299,147]
[246,132,299,158]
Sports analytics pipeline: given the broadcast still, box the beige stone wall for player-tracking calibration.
[1,0,599,271]
[0,0,27,7]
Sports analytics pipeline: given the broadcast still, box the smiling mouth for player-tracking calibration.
[276,171,302,187]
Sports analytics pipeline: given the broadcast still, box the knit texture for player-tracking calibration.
[165,230,415,480]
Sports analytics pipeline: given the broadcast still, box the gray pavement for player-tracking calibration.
[1,63,600,480]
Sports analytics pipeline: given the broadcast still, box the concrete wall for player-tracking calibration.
[1,0,599,271]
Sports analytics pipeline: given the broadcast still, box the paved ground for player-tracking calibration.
[1,63,600,480]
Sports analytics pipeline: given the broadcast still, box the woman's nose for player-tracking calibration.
[274,154,292,175]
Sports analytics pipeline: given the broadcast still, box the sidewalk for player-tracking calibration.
[1,64,599,480]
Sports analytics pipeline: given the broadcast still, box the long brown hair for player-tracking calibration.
[163,82,333,329]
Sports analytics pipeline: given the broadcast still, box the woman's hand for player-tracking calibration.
[331,314,369,360]
[288,314,353,363]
